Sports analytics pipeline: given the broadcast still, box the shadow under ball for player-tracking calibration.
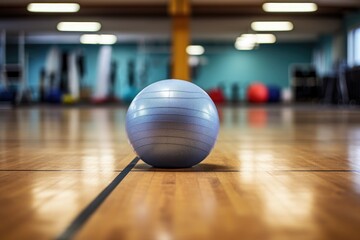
[126,79,219,168]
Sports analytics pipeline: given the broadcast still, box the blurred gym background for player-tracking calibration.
[0,0,359,106]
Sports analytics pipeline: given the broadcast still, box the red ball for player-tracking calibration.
[247,83,269,103]
[208,88,226,104]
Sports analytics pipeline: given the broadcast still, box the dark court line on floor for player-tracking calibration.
[56,156,140,240]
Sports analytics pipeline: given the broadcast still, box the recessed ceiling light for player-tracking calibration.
[251,21,294,31]
[27,3,80,13]
[240,34,276,44]
[80,34,117,44]
[57,22,101,32]
[186,45,205,55]
[263,2,318,12]
[235,37,256,50]
[234,41,255,50]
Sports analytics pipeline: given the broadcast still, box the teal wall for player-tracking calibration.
[344,10,360,66]
[345,10,360,30]
[312,10,360,76]
[24,42,314,100]
[313,35,334,76]
[194,42,314,98]
[26,43,169,99]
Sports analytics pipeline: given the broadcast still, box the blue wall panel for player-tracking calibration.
[24,42,314,100]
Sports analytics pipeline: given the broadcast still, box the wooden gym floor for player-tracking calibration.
[1,105,360,240]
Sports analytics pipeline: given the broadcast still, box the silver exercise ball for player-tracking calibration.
[125,79,219,168]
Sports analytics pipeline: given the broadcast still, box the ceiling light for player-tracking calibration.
[235,33,276,50]
[99,35,117,44]
[240,34,276,44]
[263,2,318,12]
[80,34,117,44]
[57,22,101,32]
[235,41,255,50]
[235,37,256,50]
[251,21,294,31]
[236,36,256,46]
[27,3,80,13]
[186,45,205,55]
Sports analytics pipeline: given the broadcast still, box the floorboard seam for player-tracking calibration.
[0,169,358,173]
[56,156,139,240]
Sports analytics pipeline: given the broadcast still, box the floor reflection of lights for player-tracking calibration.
[238,149,275,177]
[262,179,314,226]
[347,144,360,194]
[237,149,314,227]
[31,180,79,229]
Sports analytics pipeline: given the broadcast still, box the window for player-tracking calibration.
[348,27,360,67]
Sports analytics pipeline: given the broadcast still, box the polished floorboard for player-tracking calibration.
[0,106,360,240]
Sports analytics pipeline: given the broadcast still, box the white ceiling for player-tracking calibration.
[0,0,358,43]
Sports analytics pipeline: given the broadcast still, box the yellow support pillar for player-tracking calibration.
[169,0,190,81]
